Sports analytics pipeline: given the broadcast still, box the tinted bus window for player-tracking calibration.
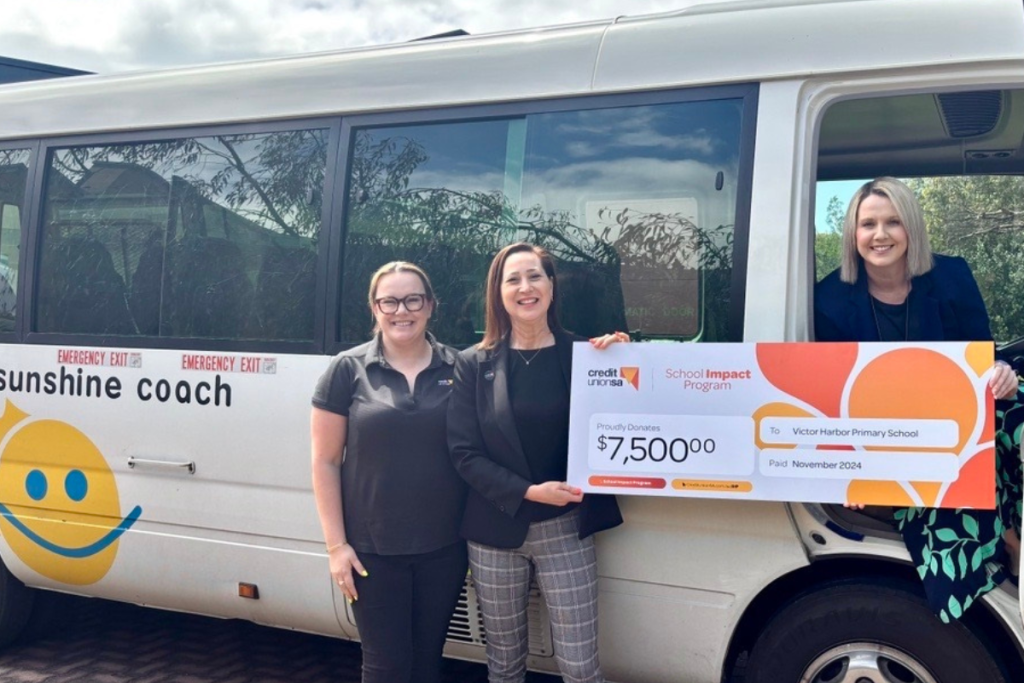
[0,149,28,333]
[36,130,328,341]
[342,97,744,346]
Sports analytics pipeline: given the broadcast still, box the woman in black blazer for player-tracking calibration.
[448,242,624,683]
[814,177,1020,623]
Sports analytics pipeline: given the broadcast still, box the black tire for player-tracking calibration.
[0,561,33,649]
[17,589,75,644]
[745,580,1005,683]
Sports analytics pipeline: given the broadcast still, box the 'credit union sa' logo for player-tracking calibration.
[587,366,640,390]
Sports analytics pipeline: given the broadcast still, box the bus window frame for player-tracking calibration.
[20,117,340,355]
[0,139,41,345]
[807,75,1024,347]
[326,83,759,356]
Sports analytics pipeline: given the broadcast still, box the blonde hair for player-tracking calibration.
[367,261,436,334]
[840,177,933,284]
[479,243,560,350]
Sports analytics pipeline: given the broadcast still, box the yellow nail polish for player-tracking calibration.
[361,570,369,577]
[347,597,353,605]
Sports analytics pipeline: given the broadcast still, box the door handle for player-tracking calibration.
[127,457,196,475]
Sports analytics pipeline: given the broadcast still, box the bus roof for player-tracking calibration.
[0,0,1021,140]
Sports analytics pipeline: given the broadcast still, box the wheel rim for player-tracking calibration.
[799,643,940,683]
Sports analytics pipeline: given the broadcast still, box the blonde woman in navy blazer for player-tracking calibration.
[814,177,1020,623]
[448,242,624,683]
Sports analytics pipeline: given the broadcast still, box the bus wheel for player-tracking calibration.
[744,580,1006,683]
[17,589,75,644]
[0,561,32,648]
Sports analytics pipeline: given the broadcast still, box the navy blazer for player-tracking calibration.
[815,254,994,343]
[447,328,623,548]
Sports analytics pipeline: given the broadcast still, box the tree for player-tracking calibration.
[909,176,1024,342]
[815,195,844,282]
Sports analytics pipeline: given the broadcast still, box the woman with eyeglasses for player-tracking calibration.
[311,261,467,683]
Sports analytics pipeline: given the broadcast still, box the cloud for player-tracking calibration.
[566,141,599,159]
[615,130,717,155]
[522,156,737,210]
[375,155,739,231]
[0,0,685,73]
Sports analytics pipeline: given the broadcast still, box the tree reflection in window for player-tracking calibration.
[343,99,743,346]
[37,130,328,341]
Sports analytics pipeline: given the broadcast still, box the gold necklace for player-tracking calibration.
[514,348,544,366]
[511,330,554,366]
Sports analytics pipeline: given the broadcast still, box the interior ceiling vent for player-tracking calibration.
[937,91,1003,138]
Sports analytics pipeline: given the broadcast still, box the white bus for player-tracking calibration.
[0,0,1021,681]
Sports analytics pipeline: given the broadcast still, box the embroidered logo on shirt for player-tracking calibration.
[437,379,453,386]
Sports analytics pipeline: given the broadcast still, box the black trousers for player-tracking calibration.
[350,542,468,683]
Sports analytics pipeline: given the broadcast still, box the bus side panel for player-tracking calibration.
[596,497,807,682]
[0,344,347,636]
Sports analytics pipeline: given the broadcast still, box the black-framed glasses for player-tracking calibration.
[374,294,428,314]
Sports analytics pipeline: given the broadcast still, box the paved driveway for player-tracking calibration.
[0,597,559,683]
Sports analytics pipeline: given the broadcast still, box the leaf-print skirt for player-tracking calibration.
[895,386,1023,623]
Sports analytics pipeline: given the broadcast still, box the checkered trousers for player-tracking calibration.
[468,509,604,683]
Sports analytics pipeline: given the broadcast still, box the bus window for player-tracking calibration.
[35,129,328,342]
[342,96,746,346]
[343,119,512,347]
[0,149,28,333]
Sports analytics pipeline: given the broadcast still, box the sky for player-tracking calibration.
[815,179,864,233]
[4,0,692,74]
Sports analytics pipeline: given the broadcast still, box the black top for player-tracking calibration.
[311,334,466,555]
[509,345,577,522]
[815,254,994,344]
[447,328,623,549]
[870,297,909,342]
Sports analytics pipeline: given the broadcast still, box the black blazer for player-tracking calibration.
[815,254,994,343]
[447,328,623,548]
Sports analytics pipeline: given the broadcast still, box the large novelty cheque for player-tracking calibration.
[566,342,996,508]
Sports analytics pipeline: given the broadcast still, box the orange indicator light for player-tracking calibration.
[238,582,260,599]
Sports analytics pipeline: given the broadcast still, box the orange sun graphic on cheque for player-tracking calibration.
[754,342,994,508]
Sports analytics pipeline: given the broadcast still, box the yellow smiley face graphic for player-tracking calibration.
[0,401,142,585]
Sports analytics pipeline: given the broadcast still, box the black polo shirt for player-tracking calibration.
[311,335,465,556]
